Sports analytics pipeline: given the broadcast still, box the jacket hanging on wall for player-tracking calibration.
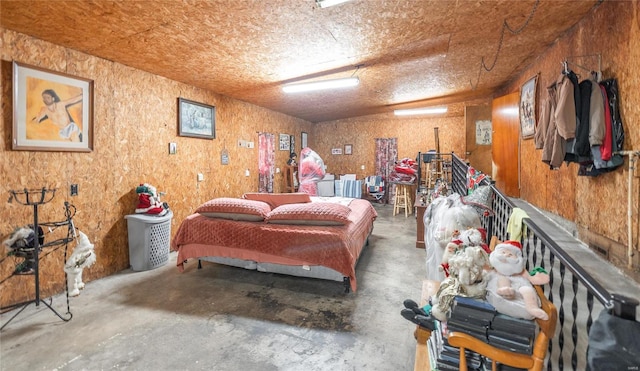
[536,72,576,169]
[578,78,624,176]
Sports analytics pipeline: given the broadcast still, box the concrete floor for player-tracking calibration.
[0,203,427,371]
[4,199,640,371]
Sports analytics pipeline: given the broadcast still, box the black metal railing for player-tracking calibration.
[450,153,639,370]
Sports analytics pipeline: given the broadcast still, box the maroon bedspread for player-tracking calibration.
[171,198,377,291]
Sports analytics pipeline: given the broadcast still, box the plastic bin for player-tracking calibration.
[124,211,172,271]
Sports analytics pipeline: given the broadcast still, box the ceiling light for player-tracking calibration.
[316,0,352,8]
[394,107,448,116]
[282,77,360,93]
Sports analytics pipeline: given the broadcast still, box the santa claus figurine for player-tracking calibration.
[486,240,549,320]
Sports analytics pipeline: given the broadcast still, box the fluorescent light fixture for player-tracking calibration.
[394,106,448,116]
[282,77,360,93]
[316,0,352,8]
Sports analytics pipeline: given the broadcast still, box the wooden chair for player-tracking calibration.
[447,285,558,371]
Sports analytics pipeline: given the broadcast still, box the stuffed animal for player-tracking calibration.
[439,238,463,277]
[135,183,169,216]
[431,245,489,321]
[64,231,96,296]
[458,227,490,253]
[485,240,549,320]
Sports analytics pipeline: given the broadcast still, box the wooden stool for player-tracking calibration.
[393,183,413,217]
[427,160,444,189]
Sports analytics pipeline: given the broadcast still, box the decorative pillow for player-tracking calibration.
[265,202,351,226]
[195,198,271,221]
[242,192,311,209]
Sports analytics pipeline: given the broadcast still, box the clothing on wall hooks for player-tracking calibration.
[564,54,602,82]
[536,53,624,177]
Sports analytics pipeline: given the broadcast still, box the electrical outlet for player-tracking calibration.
[70,184,78,196]
[197,173,204,182]
[247,141,254,149]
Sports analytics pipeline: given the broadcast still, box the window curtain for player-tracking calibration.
[375,138,398,204]
[258,133,275,193]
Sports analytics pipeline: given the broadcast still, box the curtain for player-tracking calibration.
[258,133,275,193]
[374,138,398,204]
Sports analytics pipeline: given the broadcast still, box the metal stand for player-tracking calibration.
[1,188,76,330]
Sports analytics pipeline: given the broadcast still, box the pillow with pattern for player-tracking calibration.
[196,198,271,221]
[242,192,312,209]
[265,202,351,226]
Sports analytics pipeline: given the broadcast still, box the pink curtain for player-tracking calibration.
[375,138,398,204]
[258,133,275,193]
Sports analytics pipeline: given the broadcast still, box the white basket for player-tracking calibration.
[124,211,172,271]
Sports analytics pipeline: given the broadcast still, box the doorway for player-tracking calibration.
[491,92,520,197]
[465,104,493,176]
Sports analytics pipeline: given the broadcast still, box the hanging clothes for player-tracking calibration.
[587,75,606,149]
[574,79,593,158]
[537,72,575,169]
[578,78,624,177]
[602,78,625,153]
[563,70,582,163]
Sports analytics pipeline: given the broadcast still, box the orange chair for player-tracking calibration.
[447,285,558,371]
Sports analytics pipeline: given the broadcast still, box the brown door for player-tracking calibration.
[465,104,492,175]
[492,92,520,197]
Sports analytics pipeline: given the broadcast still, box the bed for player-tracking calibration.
[170,193,377,292]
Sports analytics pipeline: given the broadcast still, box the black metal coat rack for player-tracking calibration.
[1,188,76,330]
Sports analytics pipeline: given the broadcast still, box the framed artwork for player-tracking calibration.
[301,132,308,149]
[519,75,537,139]
[289,134,295,154]
[344,144,353,155]
[279,133,290,151]
[331,147,343,155]
[178,97,215,139]
[475,120,492,145]
[12,61,94,152]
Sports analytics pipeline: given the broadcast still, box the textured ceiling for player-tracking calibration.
[0,0,600,123]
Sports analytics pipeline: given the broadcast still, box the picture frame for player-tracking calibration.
[344,144,353,155]
[475,120,492,145]
[301,132,308,149]
[279,133,290,151]
[519,74,537,139]
[331,147,343,155]
[12,61,94,152]
[178,97,215,139]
